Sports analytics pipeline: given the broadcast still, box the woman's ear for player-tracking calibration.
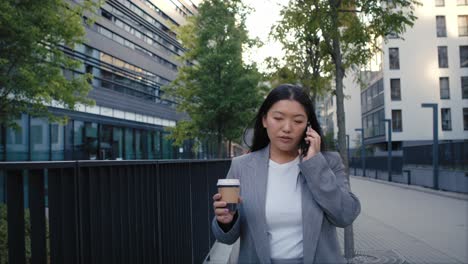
[262,115,267,128]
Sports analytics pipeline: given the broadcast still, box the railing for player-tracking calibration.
[0,159,231,264]
[349,156,403,174]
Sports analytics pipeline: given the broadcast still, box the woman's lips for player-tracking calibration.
[278,136,293,143]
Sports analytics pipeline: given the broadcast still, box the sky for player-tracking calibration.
[242,0,287,73]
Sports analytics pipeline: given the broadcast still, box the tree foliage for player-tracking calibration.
[272,0,419,168]
[268,1,334,100]
[164,0,263,157]
[272,0,419,257]
[0,0,100,127]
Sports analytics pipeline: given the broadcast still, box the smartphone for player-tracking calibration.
[300,122,311,157]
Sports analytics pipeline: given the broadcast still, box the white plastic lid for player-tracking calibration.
[217,179,240,186]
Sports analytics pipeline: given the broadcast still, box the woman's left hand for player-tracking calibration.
[303,126,321,161]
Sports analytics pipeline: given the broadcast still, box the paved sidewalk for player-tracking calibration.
[337,213,464,263]
[204,176,468,264]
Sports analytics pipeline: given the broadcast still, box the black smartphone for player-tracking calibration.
[300,122,311,157]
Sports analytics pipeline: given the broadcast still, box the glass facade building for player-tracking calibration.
[1,0,226,161]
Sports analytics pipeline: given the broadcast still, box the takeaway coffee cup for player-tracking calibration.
[217,179,240,212]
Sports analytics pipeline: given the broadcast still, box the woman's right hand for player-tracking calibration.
[212,193,241,224]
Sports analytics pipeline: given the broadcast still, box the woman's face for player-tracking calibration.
[262,99,308,155]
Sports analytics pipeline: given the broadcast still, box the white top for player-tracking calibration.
[265,156,303,259]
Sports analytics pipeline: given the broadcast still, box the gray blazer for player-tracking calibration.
[212,145,361,263]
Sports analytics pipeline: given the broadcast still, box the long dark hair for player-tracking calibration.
[248,84,326,153]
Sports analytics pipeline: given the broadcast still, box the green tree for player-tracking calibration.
[0,0,100,127]
[268,2,334,102]
[272,0,419,259]
[164,0,263,158]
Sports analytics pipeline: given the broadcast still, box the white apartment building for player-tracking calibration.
[359,0,468,153]
[317,0,468,152]
[316,71,362,149]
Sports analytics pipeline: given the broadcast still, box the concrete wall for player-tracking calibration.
[382,0,468,142]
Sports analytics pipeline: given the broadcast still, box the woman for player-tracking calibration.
[212,84,361,263]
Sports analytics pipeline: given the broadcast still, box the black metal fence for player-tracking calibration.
[403,141,467,170]
[0,159,230,264]
[349,156,403,174]
[349,141,467,174]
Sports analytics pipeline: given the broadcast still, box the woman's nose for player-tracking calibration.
[282,121,292,132]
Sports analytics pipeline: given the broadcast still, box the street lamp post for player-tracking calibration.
[382,119,392,182]
[346,134,350,170]
[355,128,365,177]
[421,103,439,190]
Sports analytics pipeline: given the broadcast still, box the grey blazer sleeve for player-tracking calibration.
[298,152,361,227]
[211,159,241,245]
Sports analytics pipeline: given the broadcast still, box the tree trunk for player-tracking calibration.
[330,0,355,259]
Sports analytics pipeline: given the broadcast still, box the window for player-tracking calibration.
[438,46,448,68]
[436,16,447,37]
[389,48,400,70]
[31,118,49,161]
[461,46,468,67]
[462,77,468,99]
[101,9,113,20]
[459,16,468,36]
[441,108,452,131]
[458,0,468,5]
[387,32,399,39]
[390,78,401,100]
[439,77,450,99]
[464,108,468,130]
[435,0,444,6]
[31,125,43,144]
[392,110,402,132]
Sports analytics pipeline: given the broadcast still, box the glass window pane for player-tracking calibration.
[100,124,113,160]
[441,108,452,131]
[162,132,173,159]
[135,130,143,159]
[379,110,385,136]
[84,122,98,160]
[464,108,468,130]
[147,132,154,159]
[154,131,162,159]
[6,114,29,161]
[125,128,134,159]
[373,112,379,137]
[113,127,123,160]
[459,16,468,36]
[73,121,84,159]
[439,77,450,99]
[391,79,401,100]
[438,46,448,68]
[436,16,447,37]
[31,118,50,161]
[0,125,4,161]
[51,123,64,160]
[64,121,73,160]
[392,110,402,132]
[389,48,400,70]
[462,76,468,99]
[460,46,468,68]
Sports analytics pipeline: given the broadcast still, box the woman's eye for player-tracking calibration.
[274,117,282,121]
[295,120,304,124]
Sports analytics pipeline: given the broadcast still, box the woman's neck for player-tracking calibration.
[269,145,299,164]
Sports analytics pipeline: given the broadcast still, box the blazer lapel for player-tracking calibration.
[300,171,323,263]
[244,146,271,263]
